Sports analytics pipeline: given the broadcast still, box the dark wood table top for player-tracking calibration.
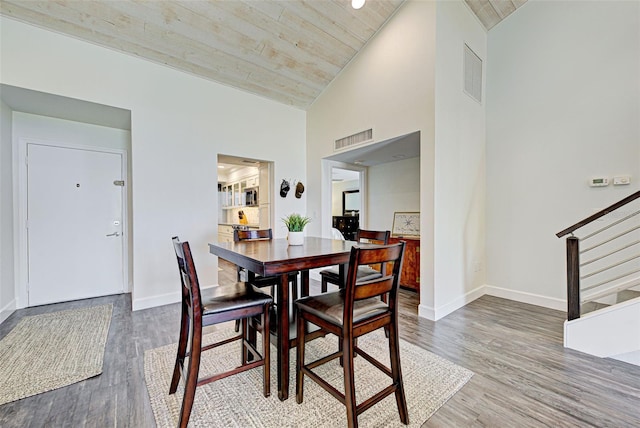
[208,236,357,275]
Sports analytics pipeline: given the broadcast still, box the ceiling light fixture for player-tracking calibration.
[352,0,365,10]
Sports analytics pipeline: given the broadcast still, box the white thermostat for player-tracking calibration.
[589,177,609,187]
[613,176,631,186]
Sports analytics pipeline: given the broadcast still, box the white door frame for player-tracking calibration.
[321,159,367,236]
[14,137,129,308]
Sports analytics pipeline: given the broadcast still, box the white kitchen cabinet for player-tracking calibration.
[217,225,234,243]
[220,174,259,209]
[259,165,270,205]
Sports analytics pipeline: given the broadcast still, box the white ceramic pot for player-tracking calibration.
[288,231,304,246]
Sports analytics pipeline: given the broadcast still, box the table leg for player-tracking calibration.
[277,273,289,401]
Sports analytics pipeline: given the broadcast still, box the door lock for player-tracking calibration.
[106,232,120,237]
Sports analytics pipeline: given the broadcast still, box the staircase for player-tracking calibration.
[557,190,640,366]
[580,289,640,314]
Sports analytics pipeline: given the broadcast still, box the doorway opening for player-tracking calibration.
[322,130,420,237]
[216,155,273,242]
[331,167,362,240]
[7,85,132,310]
[17,138,129,307]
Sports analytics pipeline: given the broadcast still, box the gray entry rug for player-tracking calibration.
[0,304,113,405]
[145,326,473,427]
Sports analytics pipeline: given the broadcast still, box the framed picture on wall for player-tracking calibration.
[392,212,420,237]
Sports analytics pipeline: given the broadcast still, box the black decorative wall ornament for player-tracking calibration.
[280,179,290,197]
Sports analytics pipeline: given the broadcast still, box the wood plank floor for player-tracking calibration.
[1,261,639,427]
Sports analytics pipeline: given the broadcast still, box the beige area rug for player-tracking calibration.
[145,327,473,427]
[0,304,113,405]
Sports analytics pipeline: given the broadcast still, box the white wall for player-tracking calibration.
[307,0,437,314]
[0,99,15,323]
[1,17,306,311]
[432,0,487,318]
[13,113,131,151]
[368,157,420,231]
[486,1,640,306]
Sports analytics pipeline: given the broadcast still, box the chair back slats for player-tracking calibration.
[172,236,201,311]
[355,229,391,272]
[356,245,398,265]
[319,229,391,294]
[344,242,405,318]
[355,229,390,245]
[234,228,273,242]
[353,276,395,301]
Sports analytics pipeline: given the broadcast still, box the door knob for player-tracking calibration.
[106,232,120,237]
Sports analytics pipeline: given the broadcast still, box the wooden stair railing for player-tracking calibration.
[557,190,640,321]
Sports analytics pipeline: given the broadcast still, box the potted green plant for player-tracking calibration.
[282,213,311,245]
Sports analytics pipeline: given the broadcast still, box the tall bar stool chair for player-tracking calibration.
[320,229,391,293]
[170,237,272,428]
[295,242,408,428]
[233,228,301,300]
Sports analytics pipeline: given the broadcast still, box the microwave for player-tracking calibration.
[245,187,259,206]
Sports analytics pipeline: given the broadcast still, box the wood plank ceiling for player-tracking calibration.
[0,0,526,110]
[464,0,527,30]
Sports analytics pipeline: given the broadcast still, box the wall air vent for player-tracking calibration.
[464,43,482,103]
[334,128,373,152]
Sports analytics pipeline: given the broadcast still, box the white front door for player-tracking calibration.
[27,143,124,306]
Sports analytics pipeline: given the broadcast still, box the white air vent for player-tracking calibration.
[334,128,373,151]
[464,44,482,103]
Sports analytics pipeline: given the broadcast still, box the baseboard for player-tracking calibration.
[418,285,485,321]
[131,284,218,311]
[484,284,566,311]
[0,299,17,324]
[130,281,566,316]
[417,304,435,321]
[611,350,640,366]
[132,291,181,311]
[417,285,565,321]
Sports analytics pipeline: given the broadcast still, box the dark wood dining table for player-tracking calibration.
[209,236,356,401]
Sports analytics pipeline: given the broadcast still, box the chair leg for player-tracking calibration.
[381,294,390,338]
[291,275,298,301]
[170,303,189,394]
[342,333,358,428]
[321,276,328,293]
[295,308,306,404]
[262,303,271,397]
[242,317,252,363]
[388,321,409,424]
[178,319,202,428]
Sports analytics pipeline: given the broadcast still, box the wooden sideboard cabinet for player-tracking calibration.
[332,215,359,241]
[388,237,419,293]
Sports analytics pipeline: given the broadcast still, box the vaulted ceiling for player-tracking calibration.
[0,0,527,110]
[464,0,527,30]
